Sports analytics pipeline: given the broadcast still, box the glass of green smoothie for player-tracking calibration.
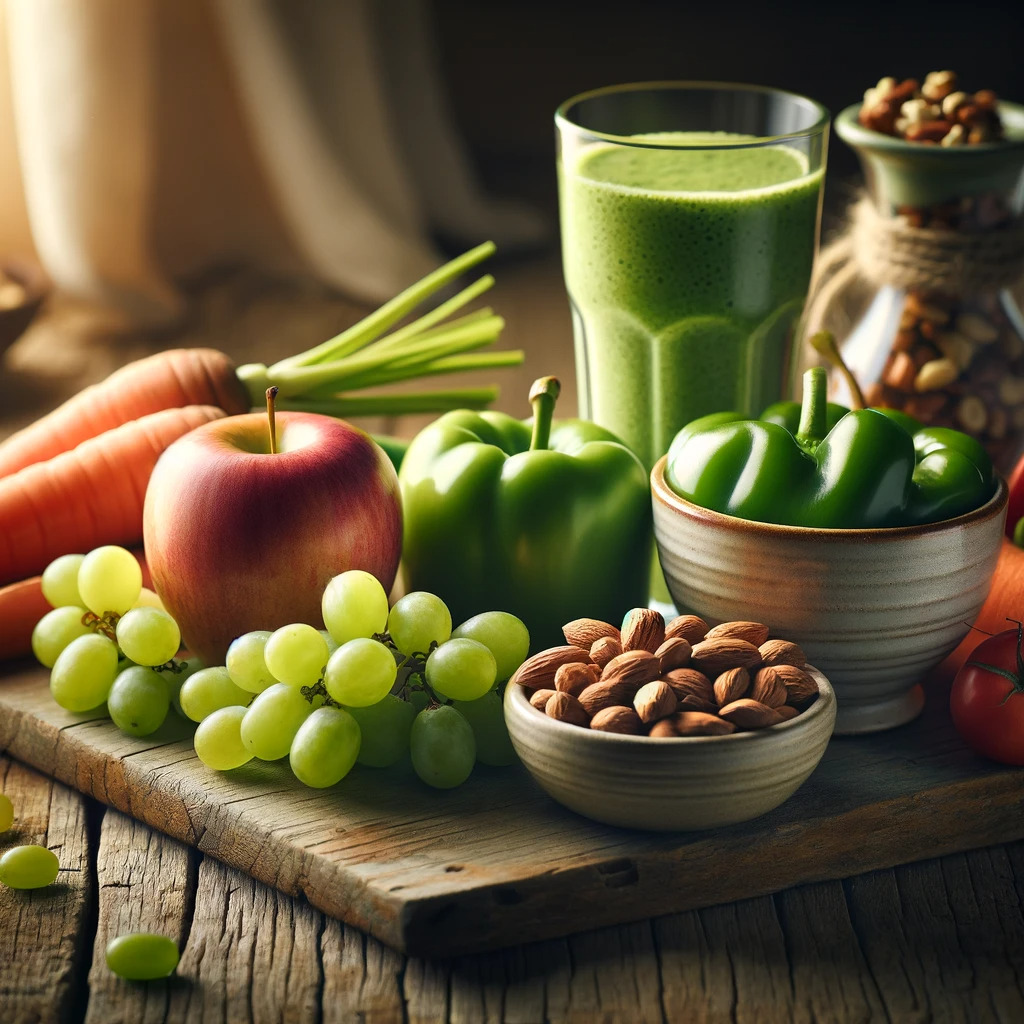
[557,82,829,470]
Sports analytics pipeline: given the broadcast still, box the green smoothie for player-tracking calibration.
[559,132,824,469]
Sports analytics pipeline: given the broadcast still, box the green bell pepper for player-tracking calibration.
[399,377,652,648]
[666,367,996,529]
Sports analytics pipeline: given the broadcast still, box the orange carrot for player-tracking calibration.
[0,349,248,478]
[939,537,1024,678]
[0,405,225,586]
[0,245,515,478]
[0,551,151,663]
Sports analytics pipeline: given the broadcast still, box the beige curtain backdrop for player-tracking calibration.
[0,0,544,326]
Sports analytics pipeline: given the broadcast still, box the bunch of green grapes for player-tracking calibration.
[204,573,530,790]
[33,552,530,792]
[32,546,192,738]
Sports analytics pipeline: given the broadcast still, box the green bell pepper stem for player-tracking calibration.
[529,376,561,451]
[796,367,829,451]
[810,330,866,410]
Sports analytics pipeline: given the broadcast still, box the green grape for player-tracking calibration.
[345,695,416,767]
[105,933,179,981]
[193,705,251,771]
[40,553,85,608]
[115,607,181,666]
[0,793,12,832]
[452,611,530,683]
[240,683,313,760]
[264,623,328,688]
[50,633,119,712]
[108,666,170,737]
[158,656,202,719]
[226,631,275,693]
[453,691,517,766]
[77,545,142,616]
[410,705,476,789]
[31,605,92,668]
[387,592,452,656]
[322,570,389,644]
[131,587,166,611]
[0,844,59,889]
[179,666,250,723]
[323,638,397,707]
[425,638,496,701]
[289,707,360,787]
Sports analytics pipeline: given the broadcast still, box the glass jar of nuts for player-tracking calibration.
[803,72,1024,470]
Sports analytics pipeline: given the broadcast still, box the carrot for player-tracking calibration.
[0,551,151,663]
[0,405,225,586]
[0,243,520,478]
[0,349,248,477]
[938,537,1024,678]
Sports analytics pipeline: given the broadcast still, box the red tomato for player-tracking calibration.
[950,624,1024,766]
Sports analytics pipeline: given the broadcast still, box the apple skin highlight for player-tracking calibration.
[143,411,402,666]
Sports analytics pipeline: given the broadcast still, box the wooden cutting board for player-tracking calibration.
[1,660,1022,958]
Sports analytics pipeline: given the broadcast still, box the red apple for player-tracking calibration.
[143,410,402,666]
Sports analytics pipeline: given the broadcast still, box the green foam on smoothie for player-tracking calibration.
[580,132,809,193]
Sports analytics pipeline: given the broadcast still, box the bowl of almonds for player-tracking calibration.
[504,609,836,831]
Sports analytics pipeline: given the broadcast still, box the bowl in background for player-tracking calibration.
[0,257,48,357]
[651,455,1007,734]
[504,666,836,831]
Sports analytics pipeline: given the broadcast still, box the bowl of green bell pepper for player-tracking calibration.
[652,368,1008,735]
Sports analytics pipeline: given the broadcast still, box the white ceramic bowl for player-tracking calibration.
[652,456,1008,734]
[504,667,836,831]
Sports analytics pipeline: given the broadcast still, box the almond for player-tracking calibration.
[672,711,737,736]
[601,649,662,689]
[677,693,719,714]
[757,638,807,668]
[705,620,770,647]
[648,719,679,738]
[655,636,691,673]
[545,690,590,726]
[563,617,620,649]
[554,661,600,698]
[529,688,557,712]
[590,706,644,735]
[661,667,714,704]
[750,666,788,709]
[690,637,761,676]
[718,698,784,729]
[633,680,678,724]
[620,607,666,653]
[578,678,639,716]
[590,634,622,669]
[770,664,819,705]
[713,666,750,706]
[510,645,593,691]
[776,705,801,722]
[664,614,709,645]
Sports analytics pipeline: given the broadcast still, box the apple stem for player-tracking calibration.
[266,386,279,454]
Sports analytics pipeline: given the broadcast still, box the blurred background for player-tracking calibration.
[1,0,1022,436]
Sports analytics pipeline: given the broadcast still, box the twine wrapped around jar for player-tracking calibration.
[804,196,1024,338]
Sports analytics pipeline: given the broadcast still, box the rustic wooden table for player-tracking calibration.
[2,258,1024,1023]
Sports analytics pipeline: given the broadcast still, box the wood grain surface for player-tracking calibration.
[4,753,1023,1023]
[2,657,1023,960]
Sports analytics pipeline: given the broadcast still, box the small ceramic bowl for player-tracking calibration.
[652,456,1008,735]
[504,667,836,831]
[0,257,48,357]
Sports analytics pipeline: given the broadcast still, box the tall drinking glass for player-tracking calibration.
[557,82,829,470]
